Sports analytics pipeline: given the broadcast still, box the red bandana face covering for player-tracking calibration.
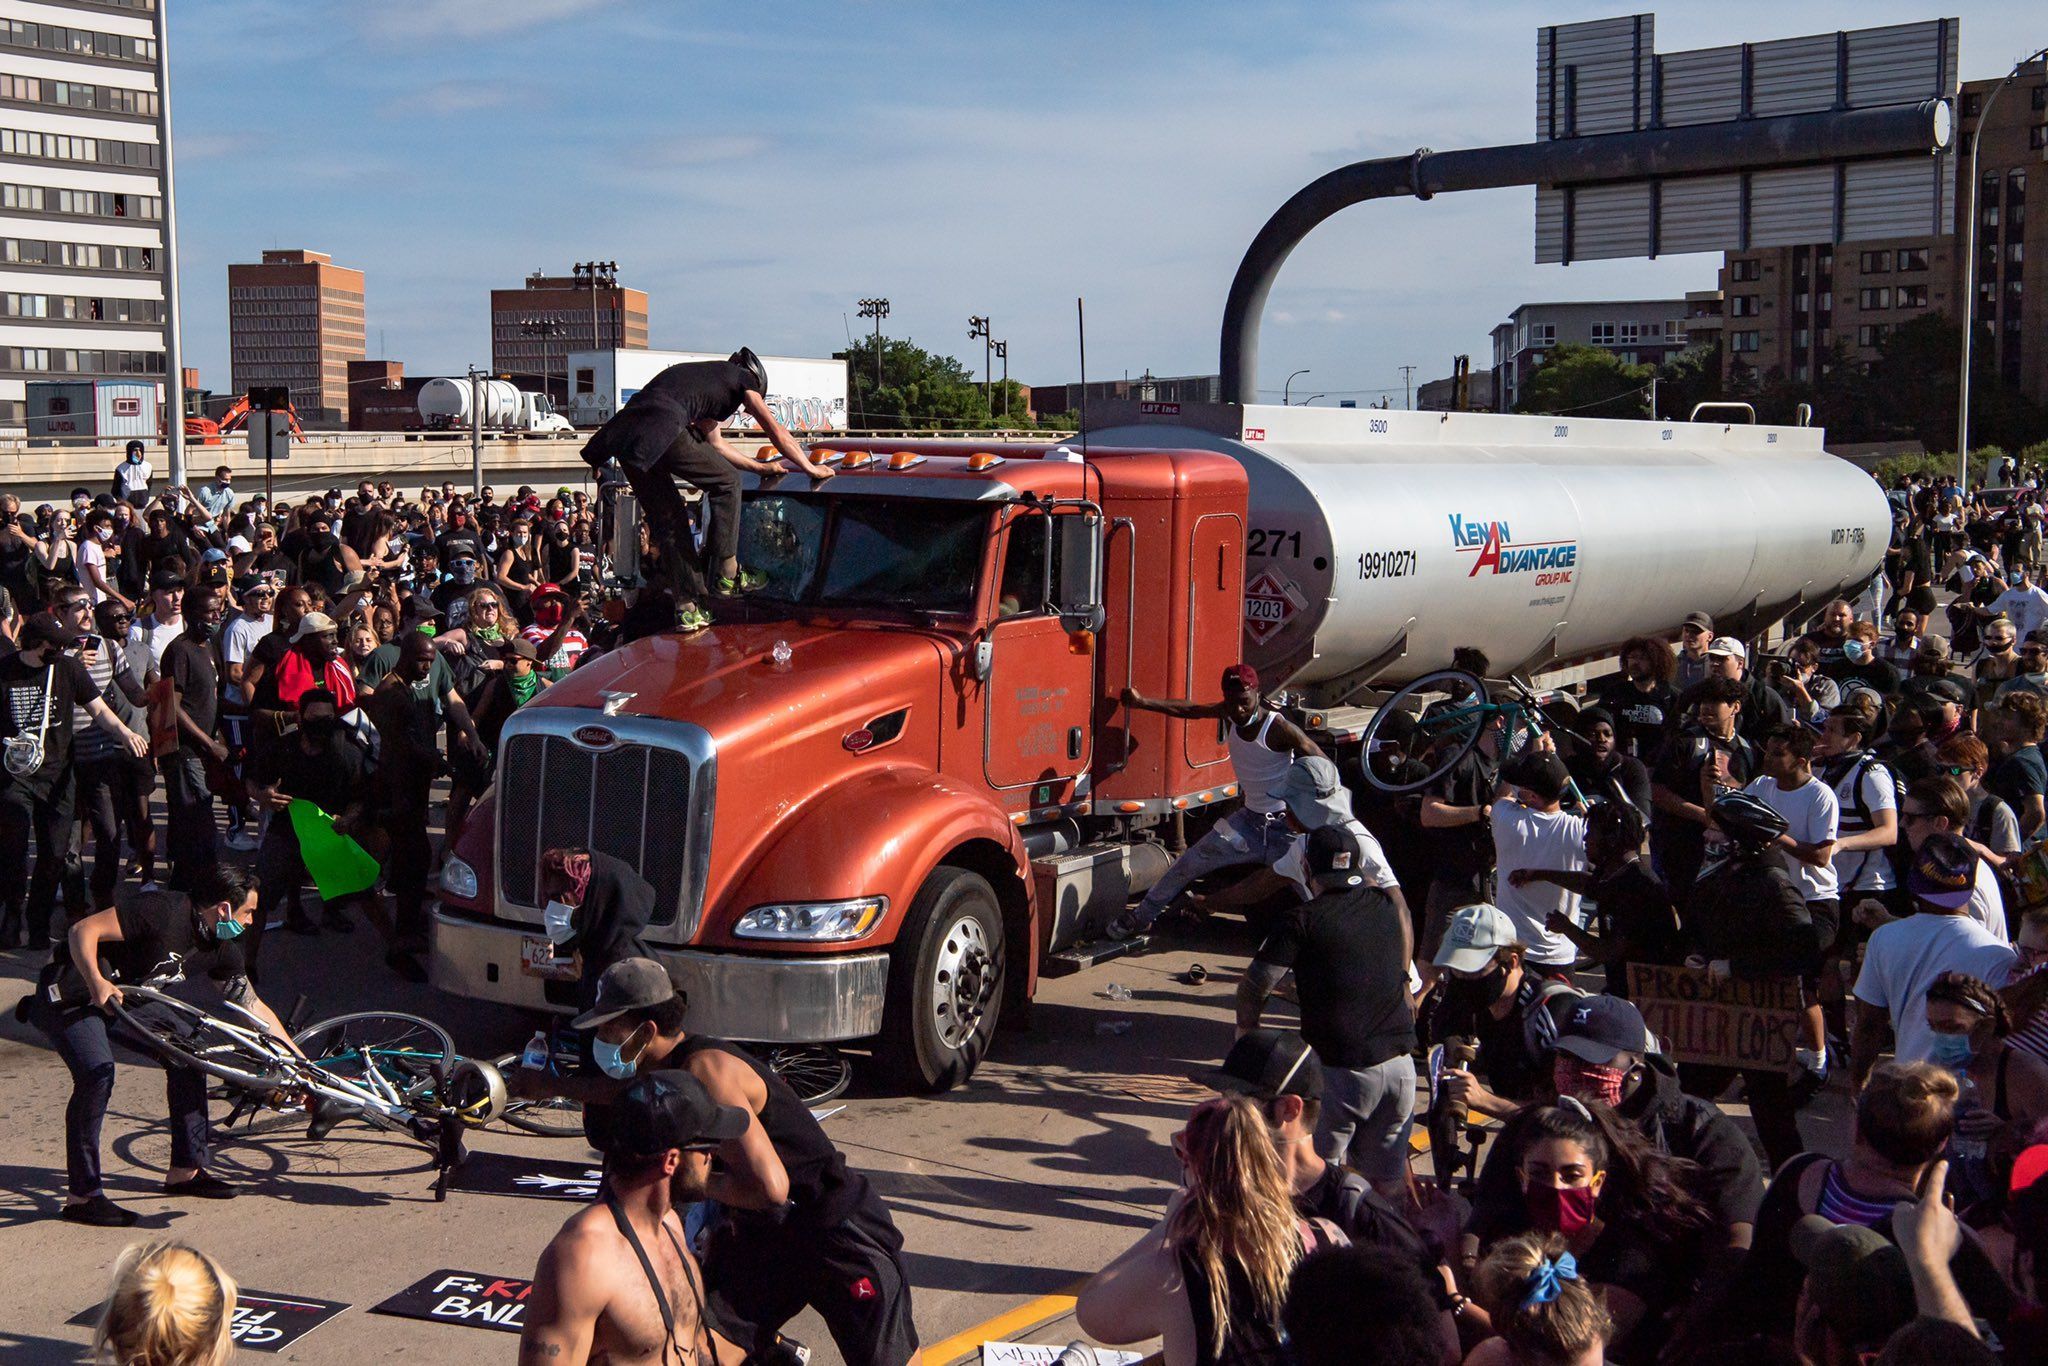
[1554,1054,1627,1109]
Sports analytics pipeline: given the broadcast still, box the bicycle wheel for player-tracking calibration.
[1357,669,1492,794]
[294,1011,456,1114]
[111,987,296,1093]
[492,1053,589,1139]
[753,1044,853,1105]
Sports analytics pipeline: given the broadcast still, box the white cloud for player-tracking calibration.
[354,0,620,42]
[382,80,513,118]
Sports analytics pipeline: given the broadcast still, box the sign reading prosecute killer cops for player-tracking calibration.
[371,1270,532,1334]
[1627,963,1806,1071]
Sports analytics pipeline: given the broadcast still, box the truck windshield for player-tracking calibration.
[738,492,987,614]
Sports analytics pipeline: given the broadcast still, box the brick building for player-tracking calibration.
[227,249,365,426]
[490,267,648,405]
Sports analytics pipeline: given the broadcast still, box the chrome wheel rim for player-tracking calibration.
[931,914,997,1051]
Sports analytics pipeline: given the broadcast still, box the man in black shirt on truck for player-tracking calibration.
[581,349,836,631]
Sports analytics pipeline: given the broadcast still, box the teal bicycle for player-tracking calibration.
[1358,669,1588,806]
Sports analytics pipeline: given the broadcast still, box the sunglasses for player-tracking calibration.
[1901,808,1935,823]
[1941,765,1975,778]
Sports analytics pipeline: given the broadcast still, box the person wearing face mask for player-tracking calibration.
[1830,620,1901,697]
[111,439,152,506]
[433,552,482,628]
[0,614,148,948]
[1766,640,1841,728]
[1802,598,1857,675]
[520,582,590,681]
[494,515,542,618]
[1513,799,1679,999]
[1469,1101,1717,1359]
[247,689,374,952]
[29,864,285,1226]
[1470,997,1762,1351]
[292,512,357,602]
[158,587,226,895]
[1994,629,2048,702]
[1986,563,2048,645]
[1923,972,2048,1220]
[529,958,920,1366]
[530,847,655,1017]
[1971,614,2023,687]
[1429,905,1585,1121]
[72,508,128,610]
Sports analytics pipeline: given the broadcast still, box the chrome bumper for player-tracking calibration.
[430,908,891,1043]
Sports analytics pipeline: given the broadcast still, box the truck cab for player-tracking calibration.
[431,441,1250,1090]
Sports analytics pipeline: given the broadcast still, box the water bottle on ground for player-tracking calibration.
[1104,982,1132,1002]
[520,1030,550,1072]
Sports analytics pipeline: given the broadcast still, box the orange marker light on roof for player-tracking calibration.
[966,452,1006,470]
[887,451,926,469]
[841,451,876,469]
[813,450,843,465]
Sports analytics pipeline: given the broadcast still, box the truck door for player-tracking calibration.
[983,506,1101,803]
[1186,512,1244,770]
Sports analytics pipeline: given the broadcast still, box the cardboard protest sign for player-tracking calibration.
[982,1344,1144,1364]
[446,1150,602,1202]
[371,1270,531,1334]
[1627,963,1806,1070]
[287,798,381,901]
[74,1290,347,1352]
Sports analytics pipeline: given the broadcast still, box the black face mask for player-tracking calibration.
[304,716,343,742]
[1448,965,1510,1013]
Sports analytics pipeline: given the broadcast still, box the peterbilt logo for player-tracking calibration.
[570,725,618,751]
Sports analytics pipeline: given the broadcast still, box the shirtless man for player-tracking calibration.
[1106,663,1323,941]
[520,1070,748,1366]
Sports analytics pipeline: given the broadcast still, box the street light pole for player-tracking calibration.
[1399,364,1417,410]
[1283,368,1309,405]
[857,297,889,398]
[1956,48,2047,492]
[992,340,1009,420]
[968,315,991,412]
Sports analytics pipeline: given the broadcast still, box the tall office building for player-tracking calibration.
[226,249,365,425]
[491,266,648,405]
[1719,64,2047,403]
[0,1,168,425]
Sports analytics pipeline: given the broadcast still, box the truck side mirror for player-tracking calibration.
[1054,510,1104,634]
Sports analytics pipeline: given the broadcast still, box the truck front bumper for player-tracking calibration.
[429,906,891,1043]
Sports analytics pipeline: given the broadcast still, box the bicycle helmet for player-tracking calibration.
[1711,789,1789,852]
[729,347,769,395]
[445,1057,508,1128]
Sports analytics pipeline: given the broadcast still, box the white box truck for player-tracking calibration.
[564,349,848,433]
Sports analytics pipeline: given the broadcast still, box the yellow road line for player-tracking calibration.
[926,1283,1086,1365]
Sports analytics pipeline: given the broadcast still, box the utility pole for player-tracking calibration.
[968,315,991,412]
[468,365,484,496]
[992,340,1009,419]
[154,0,186,486]
[857,297,889,395]
[1399,364,1417,410]
[1956,47,2048,491]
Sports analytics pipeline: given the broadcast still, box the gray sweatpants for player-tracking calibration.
[1317,1054,1417,1183]
[1132,807,1294,927]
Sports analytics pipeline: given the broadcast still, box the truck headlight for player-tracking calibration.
[734,897,887,942]
[440,856,479,901]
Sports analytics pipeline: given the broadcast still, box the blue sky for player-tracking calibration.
[169,1,2039,404]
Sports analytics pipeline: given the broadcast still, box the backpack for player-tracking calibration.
[1822,750,1907,887]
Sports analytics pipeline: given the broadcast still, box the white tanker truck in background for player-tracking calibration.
[416,377,575,435]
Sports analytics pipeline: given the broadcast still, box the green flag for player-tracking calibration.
[287,799,382,901]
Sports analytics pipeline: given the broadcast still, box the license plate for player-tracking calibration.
[520,936,579,981]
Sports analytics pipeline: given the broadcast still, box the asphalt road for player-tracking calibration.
[0,893,1857,1365]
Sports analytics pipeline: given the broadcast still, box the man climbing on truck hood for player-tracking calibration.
[579,348,835,632]
[1107,664,1323,942]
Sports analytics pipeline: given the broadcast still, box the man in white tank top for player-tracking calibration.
[1107,664,1323,941]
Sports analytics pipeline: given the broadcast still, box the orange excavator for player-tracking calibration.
[185,395,305,445]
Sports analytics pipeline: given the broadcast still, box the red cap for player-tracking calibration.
[1220,663,1259,693]
[2010,1143,2048,1196]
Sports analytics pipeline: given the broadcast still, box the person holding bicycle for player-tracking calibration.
[29,864,284,1226]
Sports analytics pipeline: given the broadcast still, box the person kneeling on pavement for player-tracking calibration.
[515,958,921,1366]
[25,864,284,1226]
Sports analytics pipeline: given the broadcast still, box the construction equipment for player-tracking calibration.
[187,394,305,446]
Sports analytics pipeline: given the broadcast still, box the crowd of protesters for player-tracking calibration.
[1068,467,2048,1363]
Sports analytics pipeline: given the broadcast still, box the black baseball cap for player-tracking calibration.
[1506,750,1571,802]
[1553,994,1657,1065]
[1206,1028,1323,1101]
[1304,824,1365,889]
[148,568,185,592]
[572,957,680,1029]
[600,1070,749,1156]
[20,613,81,649]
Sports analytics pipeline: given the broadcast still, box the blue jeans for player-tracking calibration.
[1133,808,1295,926]
[32,998,209,1198]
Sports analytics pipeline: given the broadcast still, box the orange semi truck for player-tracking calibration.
[429,400,1886,1089]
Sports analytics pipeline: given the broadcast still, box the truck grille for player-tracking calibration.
[497,730,700,931]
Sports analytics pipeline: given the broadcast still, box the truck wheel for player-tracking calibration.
[875,867,1004,1093]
